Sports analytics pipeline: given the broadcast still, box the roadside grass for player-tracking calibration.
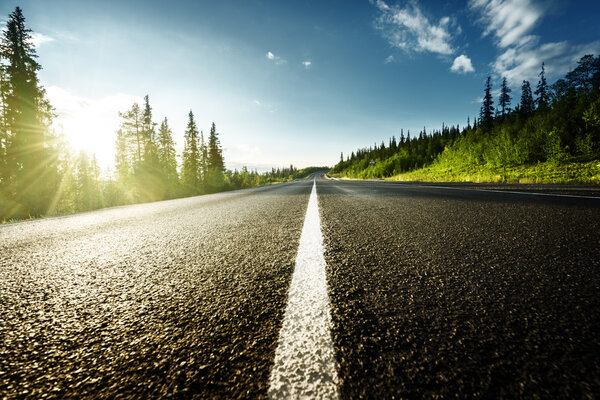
[388,160,600,184]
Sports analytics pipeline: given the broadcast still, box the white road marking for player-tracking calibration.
[268,180,339,399]
[419,184,600,199]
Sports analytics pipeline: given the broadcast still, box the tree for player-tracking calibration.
[141,95,158,168]
[520,80,534,115]
[479,76,495,130]
[535,62,550,109]
[139,95,161,200]
[157,117,178,197]
[182,110,200,193]
[0,7,55,217]
[206,122,225,190]
[75,151,93,211]
[119,102,143,165]
[114,128,130,184]
[565,54,600,92]
[0,66,8,186]
[199,130,208,183]
[499,77,512,119]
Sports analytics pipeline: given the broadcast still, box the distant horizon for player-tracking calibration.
[2,0,599,171]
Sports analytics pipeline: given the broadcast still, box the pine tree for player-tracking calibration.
[0,7,55,217]
[157,117,178,197]
[535,62,550,109]
[0,66,8,192]
[139,95,161,200]
[199,130,208,184]
[520,80,534,115]
[114,128,130,184]
[141,95,158,167]
[119,102,143,164]
[479,76,495,131]
[565,54,599,92]
[182,110,200,194]
[206,122,225,190]
[499,77,512,119]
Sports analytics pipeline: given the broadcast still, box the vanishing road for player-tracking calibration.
[1,174,599,398]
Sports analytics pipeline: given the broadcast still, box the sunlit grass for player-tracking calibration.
[389,160,600,184]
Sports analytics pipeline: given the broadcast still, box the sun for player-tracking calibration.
[46,86,142,170]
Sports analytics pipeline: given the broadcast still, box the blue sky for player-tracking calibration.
[2,0,600,170]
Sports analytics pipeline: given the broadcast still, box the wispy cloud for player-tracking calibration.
[302,60,312,68]
[469,0,545,48]
[470,0,600,85]
[30,32,54,47]
[371,0,456,55]
[450,54,475,74]
[384,55,395,64]
[494,40,600,85]
[266,51,286,65]
[251,98,277,113]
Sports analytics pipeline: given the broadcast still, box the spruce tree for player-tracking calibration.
[114,128,130,184]
[0,7,55,217]
[565,54,598,92]
[0,67,8,187]
[182,110,200,194]
[157,117,178,196]
[76,151,93,211]
[206,122,225,190]
[119,103,143,164]
[139,95,161,200]
[535,62,550,109]
[520,80,534,115]
[199,130,208,184]
[479,76,495,131]
[499,77,512,119]
[141,95,158,167]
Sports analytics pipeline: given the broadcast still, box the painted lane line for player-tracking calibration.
[419,184,600,200]
[268,180,339,399]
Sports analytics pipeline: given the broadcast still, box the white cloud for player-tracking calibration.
[450,54,475,73]
[251,98,277,113]
[469,0,545,48]
[372,0,455,55]
[266,51,286,65]
[46,86,143,169]
[384,55,395,64]
[493,40,600,86]
[30,32,54,47]
[302,60,312,68]
[469,0,600,86]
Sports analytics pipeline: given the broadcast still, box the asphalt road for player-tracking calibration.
[1,175,599,398]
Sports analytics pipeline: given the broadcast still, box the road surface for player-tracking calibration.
[1,174,599,398]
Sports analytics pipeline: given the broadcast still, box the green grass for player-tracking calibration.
[388,160,600,184]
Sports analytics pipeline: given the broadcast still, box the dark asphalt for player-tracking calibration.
[1,175,599,398]
[320,178,600,398]
[1,182,312,399]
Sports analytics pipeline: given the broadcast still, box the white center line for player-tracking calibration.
[268,180,339,399]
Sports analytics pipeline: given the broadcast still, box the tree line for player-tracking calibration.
[331,55,600,179]
[0,8,314,222]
